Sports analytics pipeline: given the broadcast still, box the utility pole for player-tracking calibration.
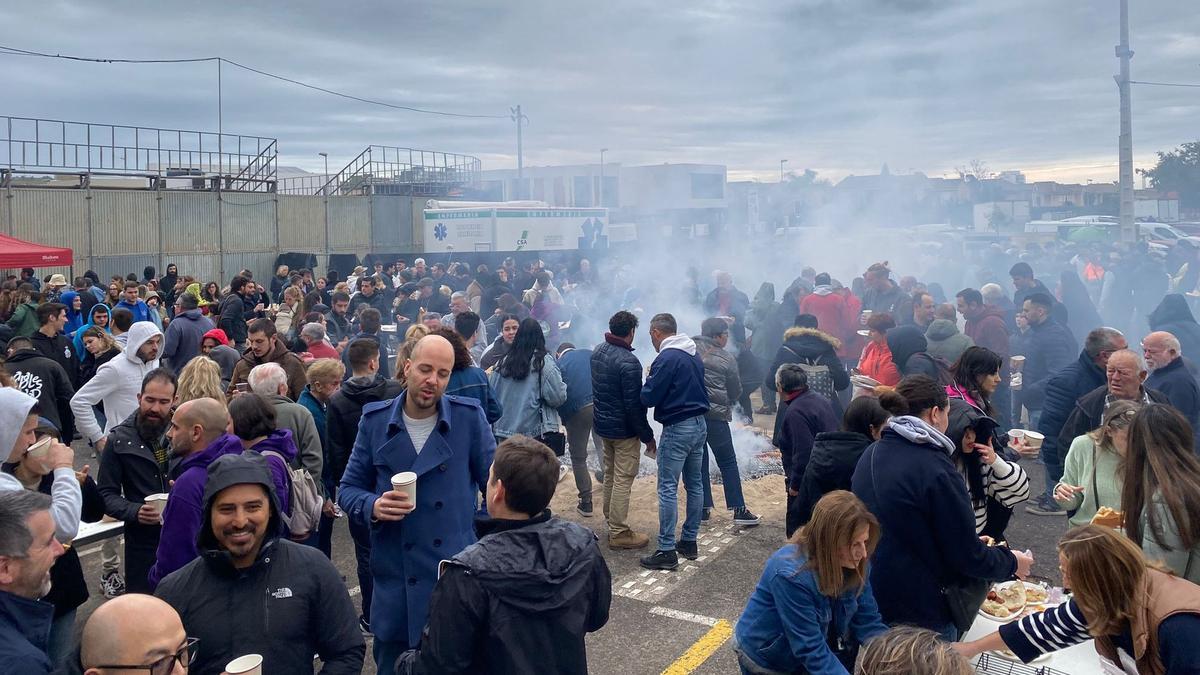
[599,148,608,208]
[1116,0,1135,242]
[510,105,528,198]
[780,159,788,182]
[319,152,329,275]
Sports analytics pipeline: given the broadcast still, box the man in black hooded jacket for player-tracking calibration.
[155,452,364,675]
[397,435,611,675]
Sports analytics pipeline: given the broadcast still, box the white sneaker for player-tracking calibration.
[558,464,570,483]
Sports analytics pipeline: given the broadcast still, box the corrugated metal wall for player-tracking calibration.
[2,187,418,282]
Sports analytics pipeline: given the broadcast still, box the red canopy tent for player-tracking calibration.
[0,233,72,267]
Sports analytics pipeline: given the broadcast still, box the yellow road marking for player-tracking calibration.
[661,619,733,675]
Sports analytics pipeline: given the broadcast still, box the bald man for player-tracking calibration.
[147,398,244,588]
[79,594,190,675]
[1057,349,1170,452]
[338,334,495,669]
[1144,331,1200,429]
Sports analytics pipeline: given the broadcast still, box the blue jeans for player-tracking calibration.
[701,419,745,510]
[656,415,707,551]
[302,512,335,558]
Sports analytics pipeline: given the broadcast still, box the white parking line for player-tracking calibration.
[649,606,719,627]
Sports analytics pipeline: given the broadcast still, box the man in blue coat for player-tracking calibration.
[1026,327,1126,516]
[338,334,494,671]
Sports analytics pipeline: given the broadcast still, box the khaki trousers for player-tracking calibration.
[601,436,642,536]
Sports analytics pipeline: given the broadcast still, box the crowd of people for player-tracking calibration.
[0,237,1196,674]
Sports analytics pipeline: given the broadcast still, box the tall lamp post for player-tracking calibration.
[318,152,330,274]
[780,159,788,182]
[599,148,608,208]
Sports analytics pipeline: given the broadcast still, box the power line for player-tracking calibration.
[1131,80,1200,89]
[0,43,508,119]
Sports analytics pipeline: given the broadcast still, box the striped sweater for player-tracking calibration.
[956,455,1030,534]
[998,598,1090,661]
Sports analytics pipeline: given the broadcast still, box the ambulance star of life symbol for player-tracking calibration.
[434,223,448,241]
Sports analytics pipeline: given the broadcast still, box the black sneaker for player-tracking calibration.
[676,540,699,560]
[1025,495,1065,516]
[701,507,712,522]
[576,501,593,517]
[755,405,776,415]
[100,570,126,599]
[733,507,761,526]
[640,549,679,571]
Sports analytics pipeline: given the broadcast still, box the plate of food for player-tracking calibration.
[978,581,1052,622]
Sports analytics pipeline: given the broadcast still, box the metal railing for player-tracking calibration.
[1,115,278,191]
[277,145,481,196]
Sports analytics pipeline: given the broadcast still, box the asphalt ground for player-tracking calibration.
[65,409,1070,675]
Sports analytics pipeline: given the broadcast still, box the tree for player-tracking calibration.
[1140,141,1200,210]
[955,159,993,182]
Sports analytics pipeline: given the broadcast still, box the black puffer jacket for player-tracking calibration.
[763,327,848,417]
[791,431,873,528]
[1020,317,1078,410]
[398,512,611,675]
[155,454,364,675]
[693,335,740,422]
[326,374,404,486]
[591,335,654,443]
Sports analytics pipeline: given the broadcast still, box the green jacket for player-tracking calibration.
[5,301,40,338]
[1055,434,1123,528]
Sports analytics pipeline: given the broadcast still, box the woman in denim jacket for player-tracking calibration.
[735,491,888,675]
[489,318,567,440]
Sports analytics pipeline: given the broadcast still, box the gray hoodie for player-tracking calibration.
[0,387,82,541]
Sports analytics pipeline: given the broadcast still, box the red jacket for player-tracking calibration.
[858,340,901,386]
[799,291,852,344]
[304,341,340,360]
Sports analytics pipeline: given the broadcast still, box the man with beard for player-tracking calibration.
[226,318,307,400]
[156,453,364,674]
[0,490,65,673]
[147,398,241,589]
[70,321,163,454]
[97,369,178,594]
[339,335,494,670]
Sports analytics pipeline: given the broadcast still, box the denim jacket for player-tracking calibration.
[735,546,888,675]
[489,354,567,438]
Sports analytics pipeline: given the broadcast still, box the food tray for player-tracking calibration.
[975,652,1068,675]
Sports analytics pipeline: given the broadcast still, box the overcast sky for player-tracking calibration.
[3,1,1198,184]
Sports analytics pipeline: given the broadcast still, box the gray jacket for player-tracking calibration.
[268,394,325,496]
[693,335,741,422]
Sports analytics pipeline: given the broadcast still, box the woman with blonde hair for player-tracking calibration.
[1054,399,1140,527]
[274,286,301,336]
[176,356,226,404]
[735,491,888,674]
[957,525,1200,673]
[393,324,432,384]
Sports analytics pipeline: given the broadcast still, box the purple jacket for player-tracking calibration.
[146,431,297,588]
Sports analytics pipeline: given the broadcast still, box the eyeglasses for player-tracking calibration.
[92,637,198,675]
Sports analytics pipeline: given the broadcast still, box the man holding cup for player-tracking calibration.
[338,335,495,670]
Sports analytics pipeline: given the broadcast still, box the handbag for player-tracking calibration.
[869,447,991,635]
[534,357,566,456]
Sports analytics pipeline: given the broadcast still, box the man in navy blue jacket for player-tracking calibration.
[591,311,656,550]
[640,313,710,571]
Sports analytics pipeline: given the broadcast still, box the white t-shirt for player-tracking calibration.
[403,411,438,454]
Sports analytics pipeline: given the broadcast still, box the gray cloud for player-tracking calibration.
[2,0,1197,182]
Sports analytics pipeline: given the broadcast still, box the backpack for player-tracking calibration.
[916,352,954,387]
[259,450,324,538]
[784,346,836,400]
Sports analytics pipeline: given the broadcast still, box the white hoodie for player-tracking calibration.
[70,321,163,443]
[0,387,82,541]
[658,333,697,355]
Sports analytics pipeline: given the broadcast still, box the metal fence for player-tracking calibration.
[1,115,278,192]
[0,185,422,283]
[277,145,481,196]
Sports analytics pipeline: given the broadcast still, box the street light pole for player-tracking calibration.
[1116,0,1135,242]
[510,105,529,198]
[599,148,608,208]
[318,152,330,274]
[780,159,788,182]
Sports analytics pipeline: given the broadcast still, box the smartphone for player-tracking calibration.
[235,383,251,393]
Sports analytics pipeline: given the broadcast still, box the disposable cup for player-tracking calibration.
[225,654,263,675]
[1023,430,1044,449]
[391,471,417,503]
[1007,429,1026,442]
[25,436,52,461]
[144,493,169,516]
[1010,355,1026,372]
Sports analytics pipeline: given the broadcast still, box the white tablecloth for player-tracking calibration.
[73,520,123,547]
[964,613,1098,674]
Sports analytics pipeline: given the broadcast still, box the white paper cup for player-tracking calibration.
[25,436,52,461]
[1007,429,1026,442]
[225,654,263,675]
[1023,430,1044,449]
[144,493,169,516]
[1010,355,1026,372]
[391,471,417,502]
